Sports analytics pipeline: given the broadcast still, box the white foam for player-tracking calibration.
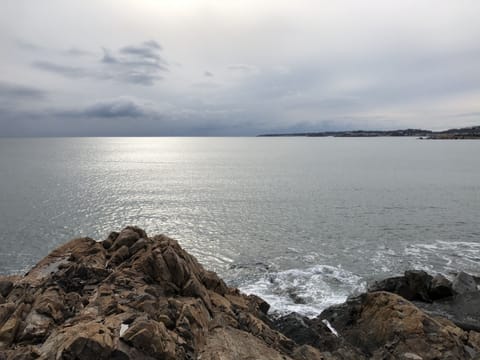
[240,264,365,318]
[405,239,480,275]
[322,319,339,337]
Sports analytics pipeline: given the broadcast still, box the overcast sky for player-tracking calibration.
[1,0,480,136]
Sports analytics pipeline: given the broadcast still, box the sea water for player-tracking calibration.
[1,137,479,316]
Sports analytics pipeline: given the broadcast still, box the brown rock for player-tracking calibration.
[111,227,144,251]
[3,227,477,360]
[200,327,292,360]
[109,245,130,266]
[321,291,472,359]
[0,282,13,298]
[121,318,176,359]
[200,270,228,295]
[40,322,114,359]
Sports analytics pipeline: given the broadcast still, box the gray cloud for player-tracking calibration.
[0,82,46,101]
[3,1,480,135]
[58,97,152,119]
[119,40,165,62]
[83,98,148,118]
[32,41,168,86]
[32,61,87,78]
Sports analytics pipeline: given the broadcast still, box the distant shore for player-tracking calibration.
[258,125,480,139]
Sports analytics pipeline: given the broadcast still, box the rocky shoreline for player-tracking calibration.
[1,227,480,359]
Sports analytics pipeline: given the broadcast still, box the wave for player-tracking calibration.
[239,264,366,318]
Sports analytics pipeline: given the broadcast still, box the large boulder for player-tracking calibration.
[452,272,478,295]
[320,291,477,359]
[414,291,480,332]
[368,270,434,302]
[368,270,457,302]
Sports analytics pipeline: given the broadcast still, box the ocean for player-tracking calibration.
[1,137,479,316]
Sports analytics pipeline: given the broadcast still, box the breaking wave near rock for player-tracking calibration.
[240,264,366,318]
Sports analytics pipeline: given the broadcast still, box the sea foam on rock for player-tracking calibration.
[1,227,480,359]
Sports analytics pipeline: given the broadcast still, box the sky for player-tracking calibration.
[1,0,480,136]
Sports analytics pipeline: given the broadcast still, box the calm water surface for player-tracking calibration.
[1,137,479,316]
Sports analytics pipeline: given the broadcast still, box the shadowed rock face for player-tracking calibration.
[0,227,479,360]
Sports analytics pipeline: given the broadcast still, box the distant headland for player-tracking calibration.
[258,125,480,139]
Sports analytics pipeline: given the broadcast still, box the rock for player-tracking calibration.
[40,322,114,359]
[129,237,148,255]
[0,281,13,298]
[452,272,477,295]
[291,345,325,360]
[369,270,433,302]
[413,291,480,332]
[199,327,291,360]
[111,228,140,251]
[200,270,229,296]
[320,291,473,359]
[2,227,479,360]
[121,318,176,359]
[430,274,454,300]
[109,245,130,266]
[0,227,304,360]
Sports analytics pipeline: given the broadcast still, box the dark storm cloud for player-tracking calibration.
[0,82,46,101]
[32,41,168,86]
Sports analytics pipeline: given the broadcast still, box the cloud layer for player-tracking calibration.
[1,0,479,136]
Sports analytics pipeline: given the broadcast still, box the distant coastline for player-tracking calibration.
[258,125,480,139]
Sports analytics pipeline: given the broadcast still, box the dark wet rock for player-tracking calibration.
[272,312,365,359]
[430,273,454,300]
[452,271,478,295]
[368,270,434,302]
[414,291,480,332]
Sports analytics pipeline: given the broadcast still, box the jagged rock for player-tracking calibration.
[272,312,365,359]
[111,228,141,251]
[452,272,478,295]
[121,318,176,359]
[2,227,479,360]
[0,281,13,298]
[40,322,114,359]
[430,274,454,300]
[199,327,292,360]
[0,228,301,359]
[368,270,433,302]
[320,291,476,359]
[413,291,480,332]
